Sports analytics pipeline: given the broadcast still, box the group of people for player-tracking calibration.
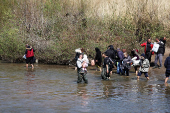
[75,37,170,84]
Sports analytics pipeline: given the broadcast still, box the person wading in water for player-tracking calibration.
[25,46,35,69]
[76,53,88,84]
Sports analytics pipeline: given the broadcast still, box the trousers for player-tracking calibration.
[154,54,163,67]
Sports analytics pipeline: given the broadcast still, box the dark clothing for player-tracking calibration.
[75,52,80,61]
[145,41,152,62]
[138,72,149,77]
[117,50,124,61]
[77,68,88,83]
[165,70,170,77]
[105,45,116,72]
[101,57,111,79]
[121,56,133,70]
[121,56,133,76]
[160,38,166,55]
[157,41,164,54]
[25,48,35,64]
[26,56,34,64]
[122,67,130,76]
[164,56,170,71]
[105,45,116,60]
[101,67,110,80]
[103,57,110,68]
[95,47,102,66]
[146,42,152,52]
[145,52,152,62]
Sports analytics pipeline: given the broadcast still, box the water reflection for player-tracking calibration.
[0,63,170,113]
[77,84,90,112]
[24,69,35,94]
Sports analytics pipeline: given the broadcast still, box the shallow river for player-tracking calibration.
[0,63,170,113]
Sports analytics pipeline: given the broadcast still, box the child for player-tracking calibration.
[121,52,133,76]
[82,54,89,72]
[137,53,150,80]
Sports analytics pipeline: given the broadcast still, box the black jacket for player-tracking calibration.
[157,41,164,54]
[105,45,116,60]
[164,56,170,71]
[95,47,102,63]
[160,38,166,55]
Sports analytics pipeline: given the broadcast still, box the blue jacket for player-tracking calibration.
[117,50,124,61]
[164,56,170,70]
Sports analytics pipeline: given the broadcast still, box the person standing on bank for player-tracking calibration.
[76,53,88,83]
[164,54,170,84]
[153,38,164,69]
[160,37,166,56]
[25,46,35,69]
[95,47,102,71]
[141,38,154,62]
[137,54,150,80]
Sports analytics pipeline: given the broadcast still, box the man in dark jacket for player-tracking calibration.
[164,54,170,83]
[105,45,116,74]
[153,38,165,69]
[140,38,154,62]
[101,53,110,80]
[160,37,166,56]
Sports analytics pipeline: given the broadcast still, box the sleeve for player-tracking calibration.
[128,56,133,63]
[106,58,110,65]
[25,49,27,54]
[140,42,146,47]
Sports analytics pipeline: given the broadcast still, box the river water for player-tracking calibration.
[0,62,170,113]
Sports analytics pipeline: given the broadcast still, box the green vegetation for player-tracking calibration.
[0,0,169,64]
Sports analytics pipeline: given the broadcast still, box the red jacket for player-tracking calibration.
[141,42,154,55]
[26,49,34,58]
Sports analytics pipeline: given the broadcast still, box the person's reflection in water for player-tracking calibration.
[24,69,35,94]
[77,84,90,112]
[102,81,113,98]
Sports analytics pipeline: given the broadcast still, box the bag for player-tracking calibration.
[131,57,140,66]
[23,54,26,59]
[152,42,160,52]
[91,60,95,66]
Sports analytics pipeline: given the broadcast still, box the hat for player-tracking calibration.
[141,53,145,58]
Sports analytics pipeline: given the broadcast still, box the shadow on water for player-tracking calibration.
[0,63,170,112]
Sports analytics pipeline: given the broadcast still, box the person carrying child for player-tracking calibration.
[137,53,150,80]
